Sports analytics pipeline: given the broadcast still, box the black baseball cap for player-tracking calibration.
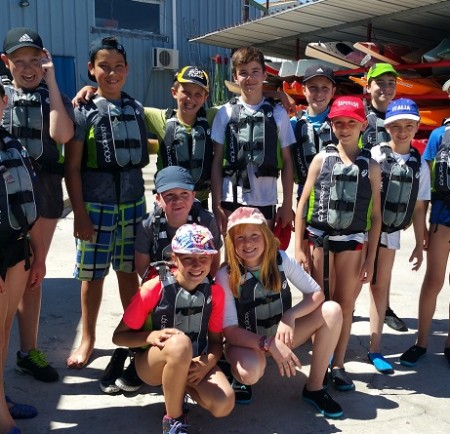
[174,66,210,92]
[303,64,336,84]
[88,37,127,82]
[3,27,43,54]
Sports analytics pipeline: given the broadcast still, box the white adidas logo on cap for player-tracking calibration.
[19,33,34,43]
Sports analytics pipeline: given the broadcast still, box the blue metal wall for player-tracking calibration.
[0,0,259,108]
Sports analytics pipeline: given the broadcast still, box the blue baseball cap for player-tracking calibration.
[171,224,218,255]
[384,98,421,125]
[154,166,195,193]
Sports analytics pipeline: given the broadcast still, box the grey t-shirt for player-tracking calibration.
[73,100,145,204]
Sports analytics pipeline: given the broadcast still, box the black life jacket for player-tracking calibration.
[141,200,205,282]
[161,108,213,192]
[223,98,280,194]
[82,92,149,171]
[150,271,213,357]
[2,82,64,174]
[361,108,390,150]
[307,144,372,235]
[432,124,450,199]
[0,128,37,239]
[291,112,335,185]
[234,252,292,337]
[378,144,421,233]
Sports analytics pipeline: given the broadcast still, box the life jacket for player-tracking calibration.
[160,108,213,191]
[432,124,450,199]
[2,82,64,174]
[291,112,335,184]
[150,271,213,357]
[0,128,37,238]
[234,252,292,337]
[141,200,204,282]
[223,98,280,194]
[307,144,372,235]
[378,144,421,233]
[361,109,390,149]
[83,92,149,171]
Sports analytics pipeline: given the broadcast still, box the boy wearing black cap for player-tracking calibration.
[64,36,149,370]
[1,27,74,383]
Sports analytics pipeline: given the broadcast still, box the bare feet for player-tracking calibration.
[66,341,94,369]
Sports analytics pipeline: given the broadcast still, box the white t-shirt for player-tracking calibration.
[215,250,321,329]
[371,144,431,250]
[211,97,295,206]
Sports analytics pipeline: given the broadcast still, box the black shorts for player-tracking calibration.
[308,233,363,253]
[221,202,276,220]
[35,169,63,219]
[0,236,30,280]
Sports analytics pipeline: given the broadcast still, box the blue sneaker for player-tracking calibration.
[368,352,394,374]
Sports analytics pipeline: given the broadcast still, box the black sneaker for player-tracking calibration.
[100,348,129,394]
[16,349,59,382]
[115,357,144,392]
[399,345,426,367]
[302,385,344,419]
[384,308,408,332]
[231,379,252,404]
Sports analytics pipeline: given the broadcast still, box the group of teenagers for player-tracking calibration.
[1,25,450,434]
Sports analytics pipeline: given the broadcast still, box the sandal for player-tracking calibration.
[331,368,355,391]
[5,396,38,419]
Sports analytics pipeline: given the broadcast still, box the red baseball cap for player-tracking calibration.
[273,221,292,250]
[328,96,366,122]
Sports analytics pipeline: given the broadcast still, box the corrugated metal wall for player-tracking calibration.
[0,0,259,108]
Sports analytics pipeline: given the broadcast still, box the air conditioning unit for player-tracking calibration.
[153,48,179,70]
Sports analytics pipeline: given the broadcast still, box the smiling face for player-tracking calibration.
[303,76,336,115]
[385,119,420,151]
[173,253,213,290]
[331,116,367,147]
[171,82,208,124]
[88,49,128,99]
[2,47,44,90]
[366,73,397,111]
[233,60,266,102]
[232,224,265,268]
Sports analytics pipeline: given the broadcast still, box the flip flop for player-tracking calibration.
[368,353,394,374]
[5,396,38,419]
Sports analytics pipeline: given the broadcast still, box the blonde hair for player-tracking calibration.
[225,223,281,298]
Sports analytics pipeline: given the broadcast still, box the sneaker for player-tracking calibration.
[384,308,408,332]
[115,357,144,392]
[322,367,329,390]
[16,349,59,382]
[6,396,38,419]
[302,385,344,419]
[162,414,189,434]
[331,367,355,391]
[368,352,394,374]
[231,379,252,404]
[399,345,426,367]
[99,348,129,394]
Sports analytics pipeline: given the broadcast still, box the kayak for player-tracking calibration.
[305,42,374,69]
[353,42,414,65]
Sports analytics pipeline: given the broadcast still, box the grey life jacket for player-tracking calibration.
[150,271,213,357]
[379,144,421,233]
[307,144,372,235]
[432,124,450,200]
[291,112,335,184]
[234,252,292,337]
[2,82,64,174]
[82,92,149,171]
[223,98,280,197]
[161,108,213,192]
[0,128,37,238]
[361,108,390,149]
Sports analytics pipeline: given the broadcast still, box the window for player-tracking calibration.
[95,0,161,34]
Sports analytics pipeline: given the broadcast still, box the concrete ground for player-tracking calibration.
[5,159,450,433]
